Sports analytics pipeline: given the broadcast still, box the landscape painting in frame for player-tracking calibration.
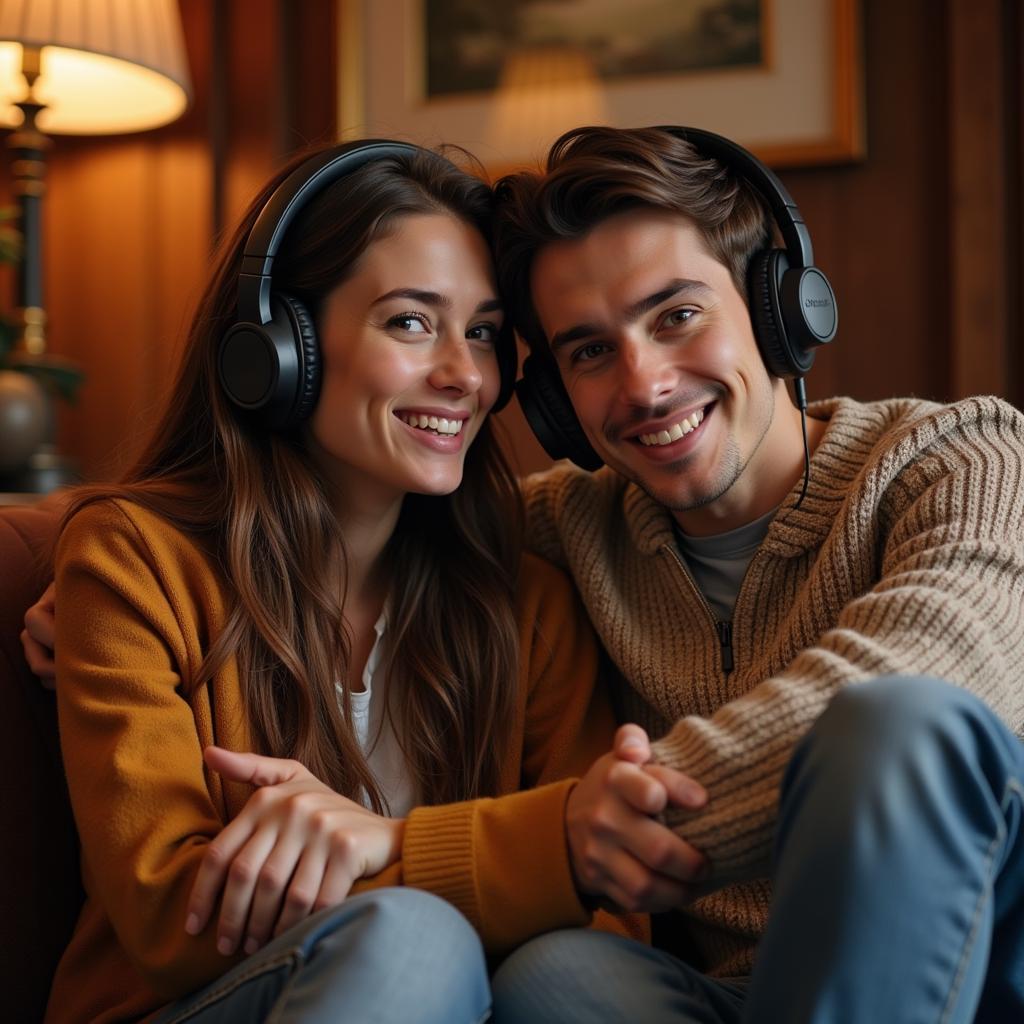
[425,0,766,98]
[339,0,863,170]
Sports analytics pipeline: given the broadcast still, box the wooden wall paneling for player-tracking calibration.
[784,0,950,406]
[47,141,208,480]
[221,0,286,231]
[213,0,337,234]
[287,1,338,151]
[948,0,1010,400]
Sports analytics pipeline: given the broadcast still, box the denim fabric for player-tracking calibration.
[747,676,1023,1023]
[153,887,490,1024]
[491,676,1024,1023]
[491,929,747,1023]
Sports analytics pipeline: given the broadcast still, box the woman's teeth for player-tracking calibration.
[638,408,705,447]
[399,413,464,436]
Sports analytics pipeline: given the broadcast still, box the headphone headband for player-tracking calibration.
[238,140,424,326]
[657,126,814,267]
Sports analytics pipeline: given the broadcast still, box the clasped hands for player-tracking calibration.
[192,723,707,959]
[566,723,709,913]
[22,585,707,939]
[185,746,404,958]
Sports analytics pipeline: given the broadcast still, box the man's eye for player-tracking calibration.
[571,342,610,364]
[663,308,696,328]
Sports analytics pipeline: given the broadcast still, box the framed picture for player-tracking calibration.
[337,0,864,171]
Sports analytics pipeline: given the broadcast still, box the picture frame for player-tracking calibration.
[337,0,864,171]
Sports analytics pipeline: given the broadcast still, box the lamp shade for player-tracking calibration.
[0,0,192,134]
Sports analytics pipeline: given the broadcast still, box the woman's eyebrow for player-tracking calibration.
[373,289,502,315]
[374,287,450,308]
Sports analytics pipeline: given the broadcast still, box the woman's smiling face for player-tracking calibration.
[306,212,503,516]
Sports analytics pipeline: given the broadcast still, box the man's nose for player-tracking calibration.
[617,339,677,408]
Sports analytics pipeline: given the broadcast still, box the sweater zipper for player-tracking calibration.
[717,620,734,673]
[663,544,735,675]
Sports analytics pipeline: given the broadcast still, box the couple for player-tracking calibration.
[28,127,1024,1023]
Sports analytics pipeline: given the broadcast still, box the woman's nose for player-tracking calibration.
[428,336,484,394]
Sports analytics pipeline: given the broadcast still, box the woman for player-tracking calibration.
[45,141,637,1023]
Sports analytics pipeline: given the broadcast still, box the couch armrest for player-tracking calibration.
[0,497,84,1023]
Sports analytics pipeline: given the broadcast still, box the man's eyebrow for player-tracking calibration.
[623,279,712,321]
[373,289,502,315]
[549,278,713,352]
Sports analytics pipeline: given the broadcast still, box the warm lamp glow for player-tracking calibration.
[486,45,607,165]
[0,0,192,135]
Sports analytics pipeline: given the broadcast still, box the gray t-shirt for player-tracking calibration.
[675,507,776,622]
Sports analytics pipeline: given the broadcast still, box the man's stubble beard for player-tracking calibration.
[628,378,776,516]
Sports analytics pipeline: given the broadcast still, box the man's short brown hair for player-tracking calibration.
[493,125,771,353]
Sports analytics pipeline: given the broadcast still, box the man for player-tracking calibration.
[487,125,1024,1022]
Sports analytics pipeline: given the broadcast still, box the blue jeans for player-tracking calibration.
[153,887,490,1023]
[492,676,1024,1023]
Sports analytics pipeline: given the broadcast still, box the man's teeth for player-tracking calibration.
[638,409,705,447]
[399,413,464,436]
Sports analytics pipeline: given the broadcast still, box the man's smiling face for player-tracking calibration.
[531,207,794,534]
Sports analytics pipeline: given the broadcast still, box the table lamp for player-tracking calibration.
[0,0,192,492]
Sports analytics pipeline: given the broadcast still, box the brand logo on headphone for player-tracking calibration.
[804,297,830,308]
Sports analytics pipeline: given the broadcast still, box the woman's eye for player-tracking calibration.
[389,313,429,333]
[467,323,499,344]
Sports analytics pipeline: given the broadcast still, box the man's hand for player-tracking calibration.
[186,746,405,957]
[566,724,708,913]
[21,582,56,687]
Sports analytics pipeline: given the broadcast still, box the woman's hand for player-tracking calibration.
[21,582,57,686]
[185,746,405,957]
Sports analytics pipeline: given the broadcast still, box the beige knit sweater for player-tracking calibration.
[523,395,1024,977]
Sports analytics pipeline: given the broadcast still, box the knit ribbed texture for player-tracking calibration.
[404,781,594,954]
[524,395,1024,976]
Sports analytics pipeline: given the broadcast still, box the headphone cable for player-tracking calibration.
[794,377,810,510]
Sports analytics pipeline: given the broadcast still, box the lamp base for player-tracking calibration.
[0,443,79,495]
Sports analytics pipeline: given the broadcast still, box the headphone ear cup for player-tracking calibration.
[748,249,825,379]
[277,295,321,430]
[517,354,602,471]
[218,294,320,431]
[748,248,797,378]
[490,325,519,413]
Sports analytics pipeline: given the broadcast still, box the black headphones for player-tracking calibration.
[218,139,518,432]
[514,126,839,470]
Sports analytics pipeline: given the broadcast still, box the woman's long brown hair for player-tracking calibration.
[63,147,523,811]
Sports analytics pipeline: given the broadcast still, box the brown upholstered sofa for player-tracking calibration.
[0,498,82,1022]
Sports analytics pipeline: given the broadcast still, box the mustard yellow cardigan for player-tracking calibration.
[47,499,639,1023]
